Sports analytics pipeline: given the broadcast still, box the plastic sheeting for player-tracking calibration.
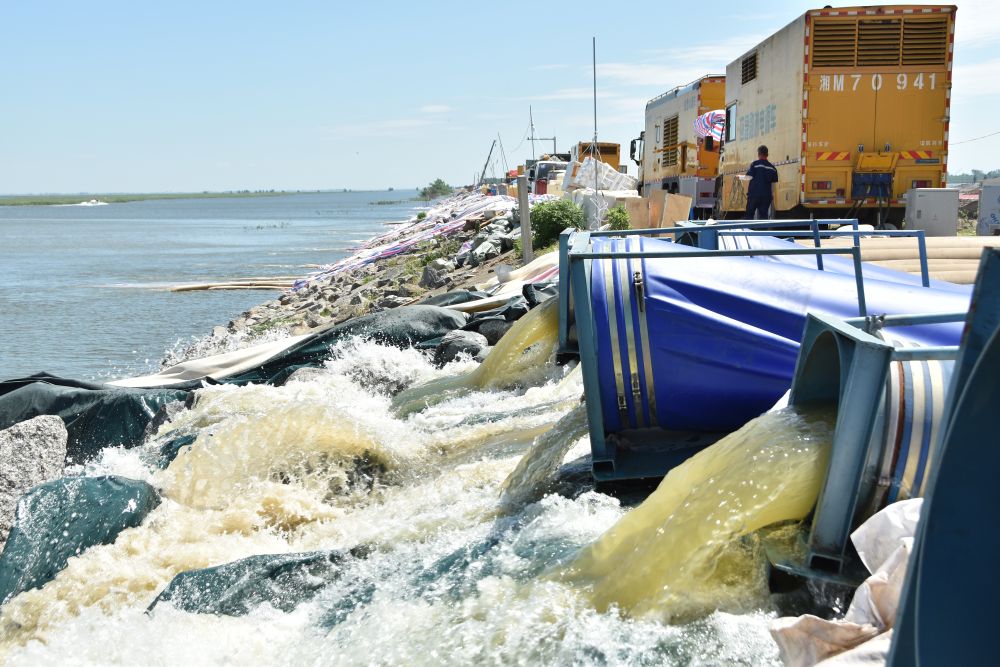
[564,157,638,192]
[108,334,313,388]
[108,305,469,389]
[589,236,969,432]
[770,499,922,666]
[0,379,189,462]
[293,193,518,290]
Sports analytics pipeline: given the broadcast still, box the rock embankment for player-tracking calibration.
[172,193,536,363]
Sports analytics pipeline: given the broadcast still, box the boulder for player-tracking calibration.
[433,330,490,367]
[427,258,456,273]
[0,475,160,604]
[0,416,67,550]
[475,319,515,345]
[377,295,411,309]
[419,265,446,289]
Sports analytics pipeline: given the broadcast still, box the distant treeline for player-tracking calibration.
[0,189,414,206]
[949,169,1000,184]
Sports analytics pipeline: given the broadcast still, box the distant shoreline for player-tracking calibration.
[0,190,415,207]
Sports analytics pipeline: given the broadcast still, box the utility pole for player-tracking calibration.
[529,107,557,157]
[592,36,599,196]
[517,175,533,266]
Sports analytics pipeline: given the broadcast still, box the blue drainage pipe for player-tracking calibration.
[562,227,970,481]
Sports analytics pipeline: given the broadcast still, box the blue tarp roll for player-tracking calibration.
[589,236,970,433]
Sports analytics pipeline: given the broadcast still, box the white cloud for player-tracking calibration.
[419,104,452,113]
[320,117,440,140]
[521,87,618,101]
[604,33,763,88]
[952,0,1000,48]
[952,57,1000,98]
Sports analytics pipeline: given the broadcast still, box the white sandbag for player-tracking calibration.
[568,157,637,192]
[108,334,313,387]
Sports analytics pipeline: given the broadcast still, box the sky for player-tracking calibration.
[2,0,998,193]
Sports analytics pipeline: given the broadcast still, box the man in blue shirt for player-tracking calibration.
[745,145,778,219]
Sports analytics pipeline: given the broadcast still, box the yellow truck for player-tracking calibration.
[717,5,955,225]
[632,75,725,213]
[570,142,621,172]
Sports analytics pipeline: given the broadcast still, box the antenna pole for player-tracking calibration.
[529,106,537,161]
[497,132,509,174]
[592,36,599,196]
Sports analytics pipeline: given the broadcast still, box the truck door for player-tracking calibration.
[807,18,879,201]
[870,15,950,196]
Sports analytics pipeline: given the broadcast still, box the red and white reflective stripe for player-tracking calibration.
[816,151,851,161]
[801,14,810,196]
[811,6,952,16]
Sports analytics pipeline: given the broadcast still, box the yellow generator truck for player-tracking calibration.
[632,75,725,213]
[717,5,955,225]
[571,142,621,172]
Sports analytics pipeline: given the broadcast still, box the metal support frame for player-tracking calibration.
[768,308,965,580]
[558,220,931,355]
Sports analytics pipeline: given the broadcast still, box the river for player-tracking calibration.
[0,192,420,381]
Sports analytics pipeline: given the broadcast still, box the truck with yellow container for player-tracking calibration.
[716,5,955,226]
[632,75,725,214]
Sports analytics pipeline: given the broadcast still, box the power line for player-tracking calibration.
[951,129,1000,146]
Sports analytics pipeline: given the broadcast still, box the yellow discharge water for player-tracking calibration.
[499,402,589,512]
[558,406,834,623]
[392,297,560,416]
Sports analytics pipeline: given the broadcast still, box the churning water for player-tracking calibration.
[0,297,836,665]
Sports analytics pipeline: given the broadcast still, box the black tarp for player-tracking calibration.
[149,548,366,616]
[0,381,189,463]
[221,305,469,385]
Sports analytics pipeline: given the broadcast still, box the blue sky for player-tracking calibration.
[2,1,997,193]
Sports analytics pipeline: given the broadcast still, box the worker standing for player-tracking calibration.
[745,145,778,219]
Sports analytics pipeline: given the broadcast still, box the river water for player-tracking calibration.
[0,192,419,381]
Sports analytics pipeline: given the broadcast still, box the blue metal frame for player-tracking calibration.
[558,220,931,356]
[784,311,964,576]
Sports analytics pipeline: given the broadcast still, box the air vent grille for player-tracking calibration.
[661,115,678,167]
[741,53,757,84]
[813,20,856,67]
[811,15,949,68]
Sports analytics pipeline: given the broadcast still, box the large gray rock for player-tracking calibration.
[476,319,515,345]
[0,416,67,550]
[377,295,411,309]
[433,330,490,367]
[419,265,446,289]
[470,240,500,267]
[428,258,456,273]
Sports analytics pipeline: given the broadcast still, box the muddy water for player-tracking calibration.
[560,407,834,623]
[0,305,816,665]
